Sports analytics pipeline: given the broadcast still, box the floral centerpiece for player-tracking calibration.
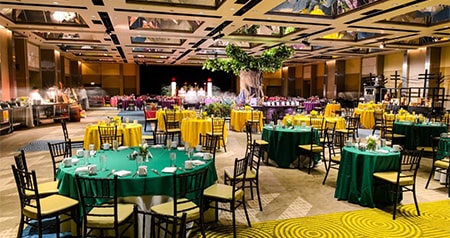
[138,143,150,161]
[366,135,377,151]
[310,110,318,117]
[244,105,251,111]
[285,118,293,127]
[398,108,408,116]
[205,102,231,117]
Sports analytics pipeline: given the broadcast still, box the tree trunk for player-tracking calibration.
[238,70,263,104]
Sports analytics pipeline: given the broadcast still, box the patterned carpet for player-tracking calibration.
[17,140,64,152]
[205,200,450,237]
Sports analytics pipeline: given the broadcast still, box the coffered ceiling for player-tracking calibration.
[0,0,449,66]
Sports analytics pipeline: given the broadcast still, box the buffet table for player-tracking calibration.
[83,123,142,150]
[335,146,401,208]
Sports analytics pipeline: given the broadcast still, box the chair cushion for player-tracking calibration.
[255,139,268,145]
[204,184,244,201]
[23,194,79,219]
[298,145,322,152]
[151,199,200,222]
[142,135,154,140]
[71,137,84,143]
[224,168,256,180]
[373,171,414,186]
[86,203,135,228]
[206,132,223,136]
[25,180,59,197]
[330,155,341,163]
[435,160,449,169]
[166,128,181,133]
[416,146,433,153]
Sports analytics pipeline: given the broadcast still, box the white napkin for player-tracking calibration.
[71,158,80,164]
[118,146,129,151]
[177,147,185,151]
[193,152,204,157]
[151,145,163,148]
[162,167,177,173]
[192,160,205,166]
[75,166,89,173]
[114,170,132,177]
[376,149,389,154]
[90,151,96,156]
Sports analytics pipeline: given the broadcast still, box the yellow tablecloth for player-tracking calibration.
[357,103,383,110]
[181,118,227,147]
[324,104,341,117]
[230,110,263,132]
[353,108,374,129]
[156,110,196,131]
[282,115,346,130]
[83,123,142,150]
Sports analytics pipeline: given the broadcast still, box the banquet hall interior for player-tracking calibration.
[1,0,450,237]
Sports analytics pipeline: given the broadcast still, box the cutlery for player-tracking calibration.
[177,167,186,172]
[151,169,161,176]
[106,169,115,177]
[132,171,138,177]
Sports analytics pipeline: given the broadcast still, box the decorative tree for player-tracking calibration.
[202,44,294,104]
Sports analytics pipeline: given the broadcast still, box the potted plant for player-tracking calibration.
[203,44,294,104]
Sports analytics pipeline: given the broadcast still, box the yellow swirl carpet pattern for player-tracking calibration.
[205,200,450,237]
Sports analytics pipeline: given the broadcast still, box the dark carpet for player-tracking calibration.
[17,140,64,152]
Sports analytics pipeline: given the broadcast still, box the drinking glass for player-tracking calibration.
[170,152,176,167]
[112,140,118,151]
[99,155,107,172]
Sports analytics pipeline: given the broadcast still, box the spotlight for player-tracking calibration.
[213,32,225,41]
[379,42,386,49]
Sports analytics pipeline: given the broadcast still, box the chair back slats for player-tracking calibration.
[248,142,262,173]
[14,150,28,172]
[61,119,70,141]
[98,125,119,145]
[139,210,187,238]
[211,117,225,135]
[199,134,218,159]
[11,165,40,212]
[48,140,72,180]
[398,149,423,182]
[233,157,248,195]
[172,167,208,215]
[164,110,180,130]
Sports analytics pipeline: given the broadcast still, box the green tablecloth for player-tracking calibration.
[261,126,319,168]
[437,136,450,160]
[393,121,448,150]
[56,147,217,199]
[334,146,401,208]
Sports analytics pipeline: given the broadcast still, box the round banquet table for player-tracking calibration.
[393,121,448,150]
[303,101,322,113]
[83,123,142,150]
[156,110,196,131]
[324,103,341,117]
[57,147,217,200]
[353,108,374,129]
[261,125,320,168]
[230,109,263,132]
[181,118,227,147]
[282,115,346,130]
[335,146,401,208]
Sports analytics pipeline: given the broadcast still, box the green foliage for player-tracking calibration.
[205,102,231,117]
[203,44,294,76]
[160,85,170,96]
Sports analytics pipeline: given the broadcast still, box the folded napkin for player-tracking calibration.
[177,147,185,151]
[118,146,129,151]
[114,170,132,177]
[75,166,89,173]
[192,160,205,166]
[376,149,389,154]
[193,152,204,157]
[90,151,96,157]
[151,144,164,148]
[71,158,80,164]
[162,167,177,173]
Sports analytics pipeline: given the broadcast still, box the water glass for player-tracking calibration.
[112,140,118,151]
[99,155,107,171]
[170,152,176,167]
[83,150,90,165]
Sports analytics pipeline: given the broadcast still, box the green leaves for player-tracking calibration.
[202,44,294,75]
